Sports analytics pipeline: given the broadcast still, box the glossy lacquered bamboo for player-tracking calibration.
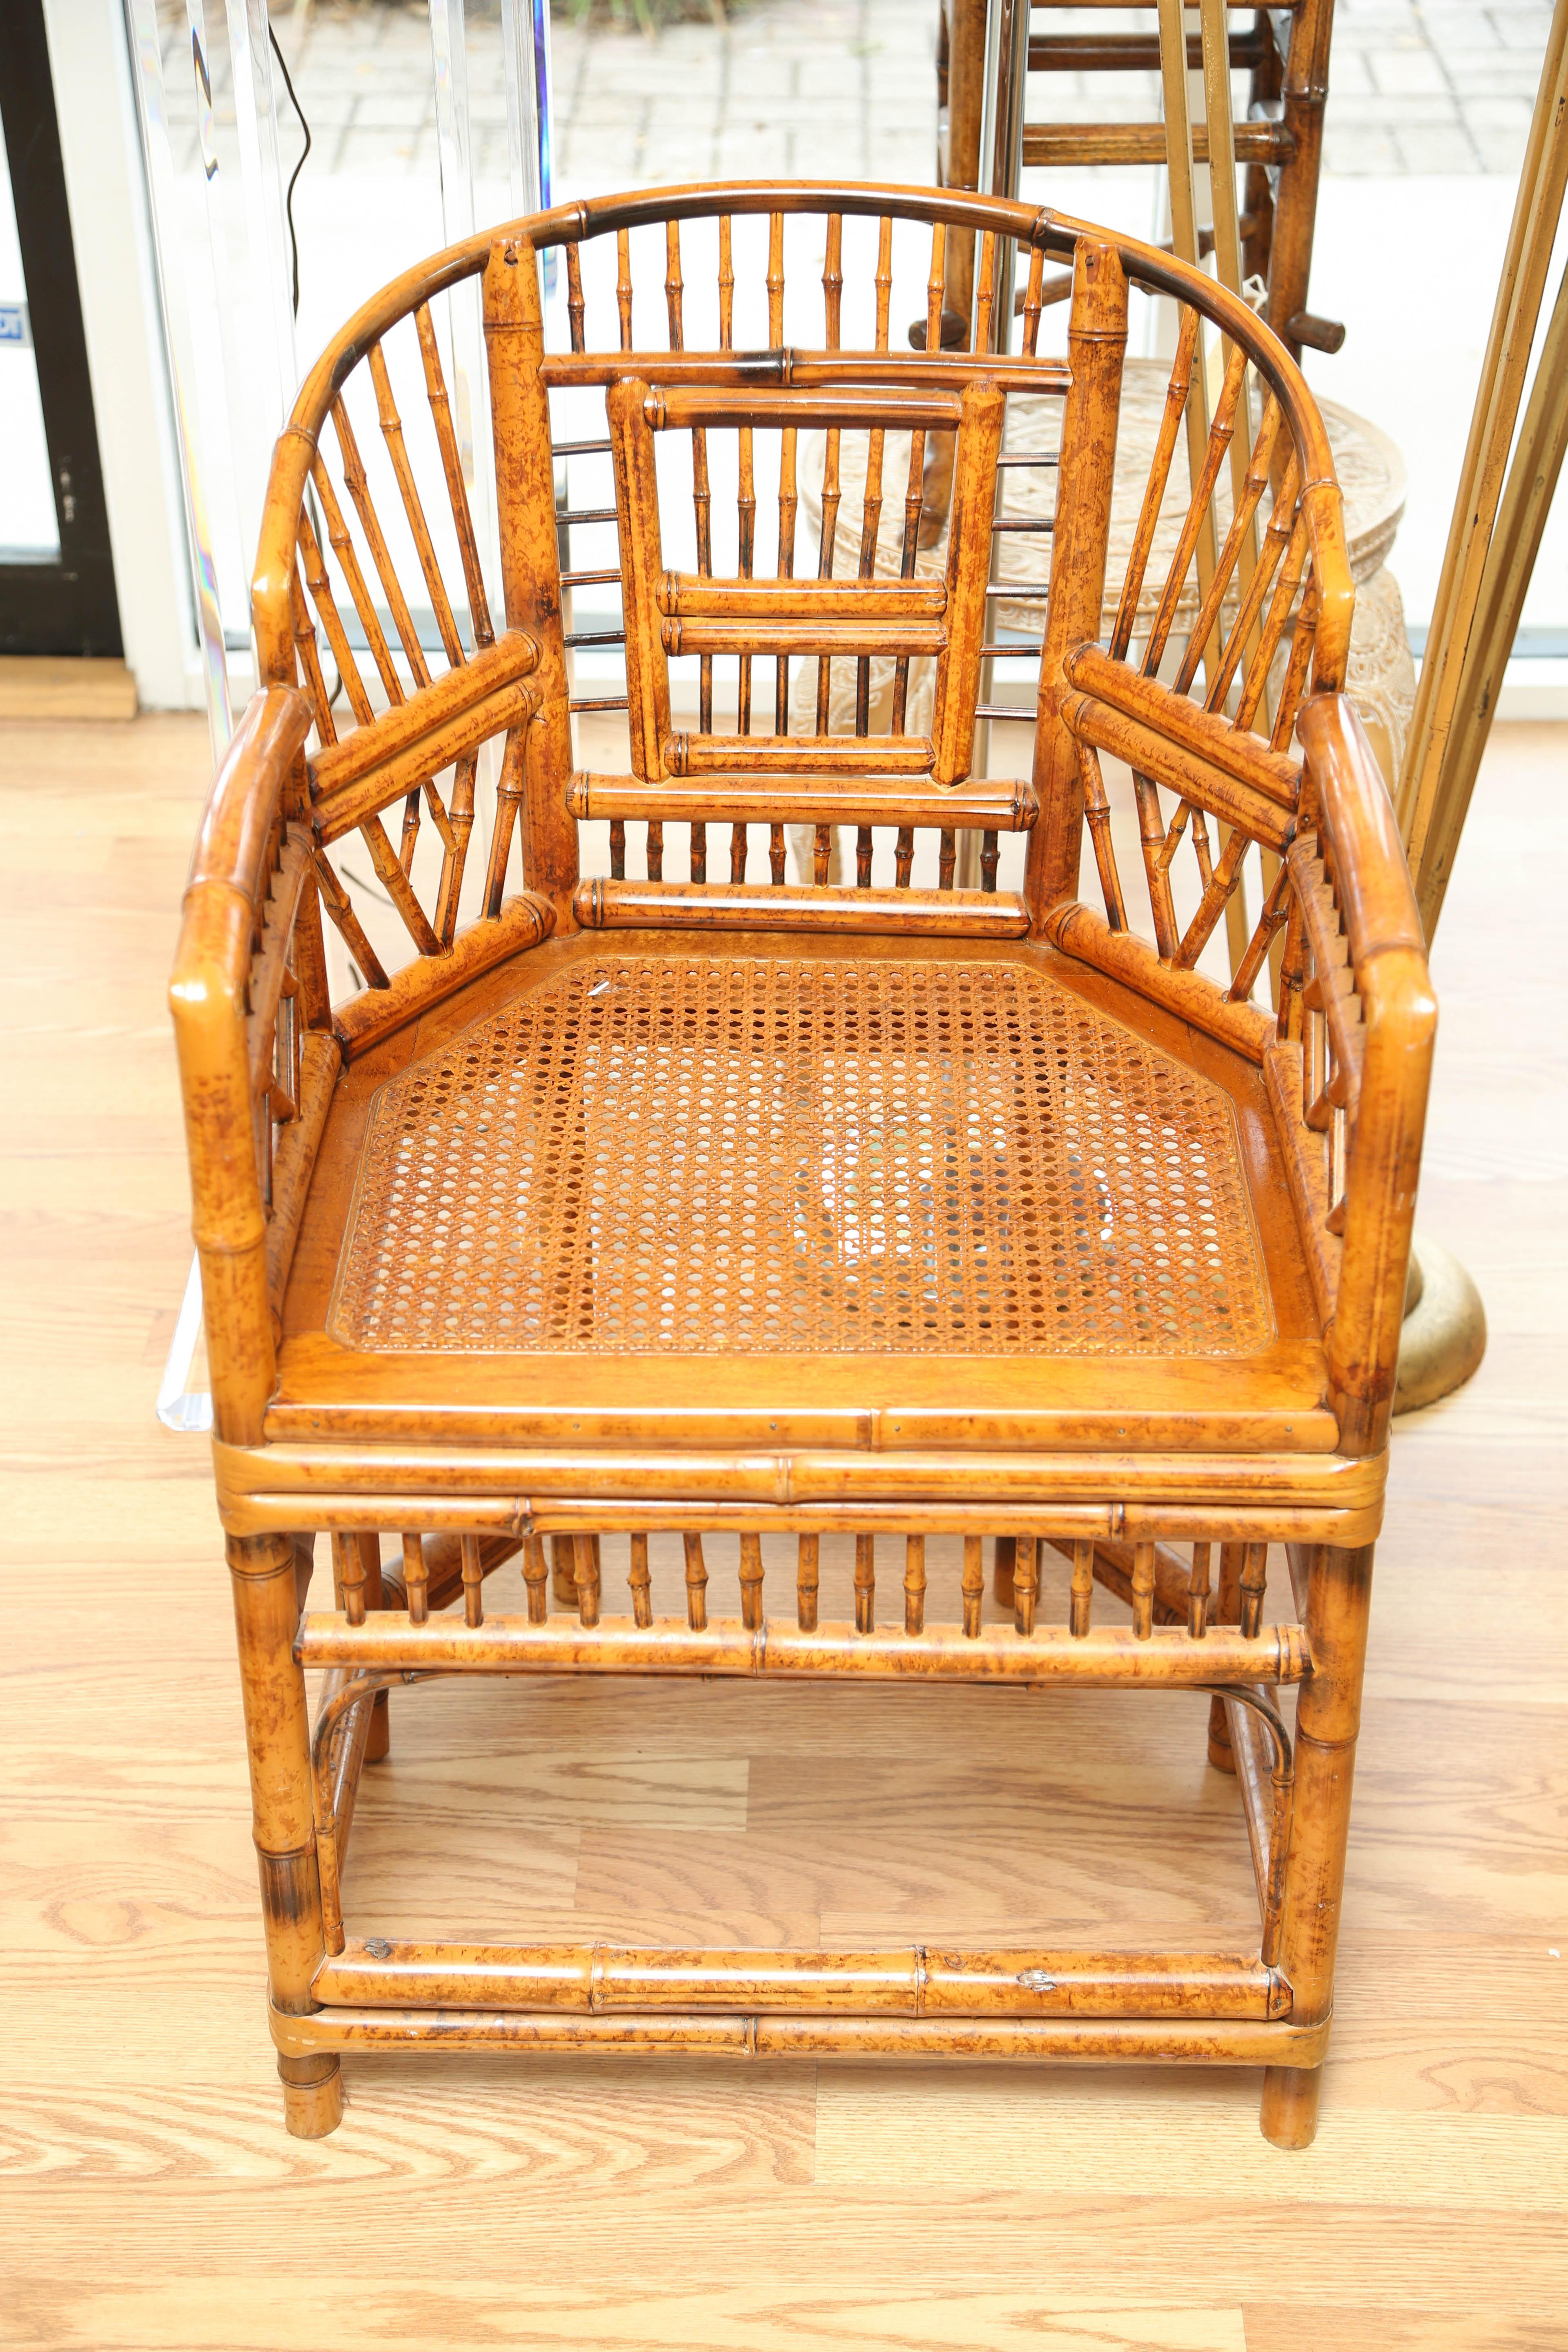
[1023,120,1288,169]
[272,1997,1330,2067]
[932,381,1006,784]
[657,573,950,622]
[1060,691,1296,856]
[1027,240,1128,915]
[172,691,316,1446]
[566,773,1036,831]
[217,1428,1384,1515]
[202,178,1413,2152]
[307,634,537,834]
[1262,1538,1372,2147]
[1297,698,1436,1456]
[662,616,947,659]
[573,878,1031,936]
[540,347,1072,396]
[298,1611,1311,1686]
[1040,900,1274,1062]
[647,385,965,431]
[483,237,578,919]
[1063,644,1301,808]
[330,892,556,1061]
[314,1938,1287,2017]
[667,732,935,775]
[228,1532,341,2136]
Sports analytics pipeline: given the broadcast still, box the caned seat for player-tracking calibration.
[173,183,1433,2150]
[272,932,1332,1454]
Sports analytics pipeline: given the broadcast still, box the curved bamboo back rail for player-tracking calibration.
[254,183,1353,704]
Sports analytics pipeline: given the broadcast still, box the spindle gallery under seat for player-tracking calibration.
[170,182,1434,2147]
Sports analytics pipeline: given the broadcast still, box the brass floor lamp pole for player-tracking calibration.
[1392,0,1568,1411]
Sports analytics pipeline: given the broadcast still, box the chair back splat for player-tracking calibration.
[173,182,1435,2148]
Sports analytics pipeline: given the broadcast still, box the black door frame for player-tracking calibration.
[0,0,122,656]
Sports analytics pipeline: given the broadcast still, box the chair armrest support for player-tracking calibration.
[1294,696,1437,1456]
[170,688,317,1446]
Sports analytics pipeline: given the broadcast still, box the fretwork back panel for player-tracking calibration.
[330,953,1275,1358]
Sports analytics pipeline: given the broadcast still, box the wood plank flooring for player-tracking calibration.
[0,713,1564,2351]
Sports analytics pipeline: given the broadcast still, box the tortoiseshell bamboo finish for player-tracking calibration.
[172,181,1433,2153]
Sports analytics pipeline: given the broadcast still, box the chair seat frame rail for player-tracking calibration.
[169,179,1435,2147]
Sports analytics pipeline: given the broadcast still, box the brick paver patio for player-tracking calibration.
[178,2,1555,191]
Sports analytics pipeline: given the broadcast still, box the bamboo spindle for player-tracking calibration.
[1131,1542,1156,1641]
[1070,1538,1094,1638]
[482,237,578,921]
[1156,0,1248,976]
[1188,1542,1212,1639]
[629,1533,652,1629]
[797,1534,820,1632]
[740,1533,766,1632]
[855,1534,875,1635]
[575,1532,602,1629]
[332,1532,368,1628]
[460,1535,484,1628]
[1239,1542,1270,1639]
[684,1532,708,1632]
[1013,1535,1039,1636]
[904,1536,927,1635]
[522,1535,549,1624]
[961,1535,984,1639]
[401,1533,429,1624]
[1208,1541,1247,1767]
[1027,240,1129,915]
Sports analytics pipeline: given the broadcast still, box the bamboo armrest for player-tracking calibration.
[185,686,314,915]
[307,632,540,846]
[171,687,318,1447]
[1295,695,1437,1454]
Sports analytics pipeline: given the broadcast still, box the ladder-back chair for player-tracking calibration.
[170,180,1434,2149]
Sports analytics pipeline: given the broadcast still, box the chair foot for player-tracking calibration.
[1260,2062,1321,2149]
[1206,1693,1236,1773]
[366,1688,391,1762]
[278,2052,343,2139]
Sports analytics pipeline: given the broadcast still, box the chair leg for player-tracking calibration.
[1260,1540,1374,2149]
[227,1531,343,2139]
[1207,1542,1246,1771]
[1259,2062,1321,2150]
[278,2051,345,2138]
[366,1688,392,1762]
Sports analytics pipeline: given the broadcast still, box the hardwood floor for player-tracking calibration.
[1,712,1563,2351]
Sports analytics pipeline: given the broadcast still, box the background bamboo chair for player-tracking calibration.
[932,0,1343,362]
[170,180,1434,2150]
[920,0,1413,815]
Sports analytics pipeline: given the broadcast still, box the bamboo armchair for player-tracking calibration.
[170,180,1434,2147]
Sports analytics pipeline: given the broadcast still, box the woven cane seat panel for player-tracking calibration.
[329,955,1275,1358]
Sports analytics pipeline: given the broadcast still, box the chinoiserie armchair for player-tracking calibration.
[170,180,1434,2148]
